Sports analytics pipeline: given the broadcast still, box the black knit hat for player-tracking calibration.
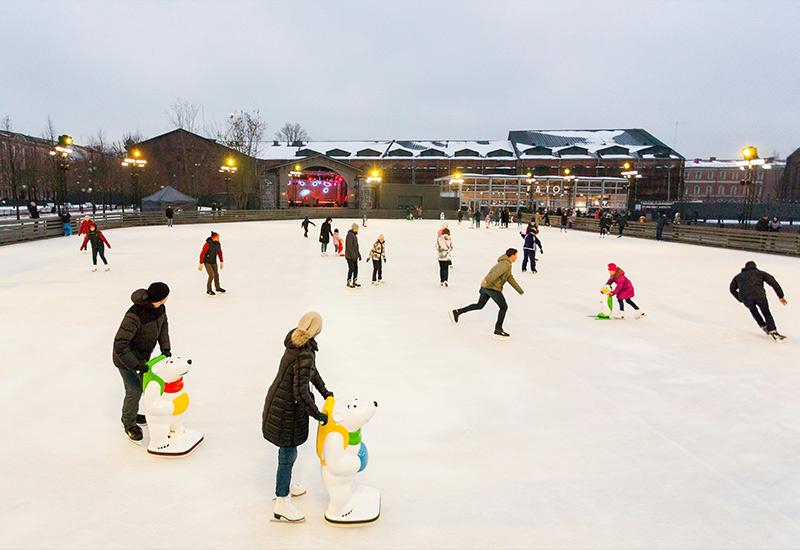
[147,282,170,302]
[210,231,218,238]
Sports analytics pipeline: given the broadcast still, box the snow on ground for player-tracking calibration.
[1,219,800,550]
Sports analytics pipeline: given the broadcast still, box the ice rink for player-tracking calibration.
[2,218,800,550]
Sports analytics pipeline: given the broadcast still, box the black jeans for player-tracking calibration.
[457,288,508,331]
[522,249,536,271]
[92,245,108,265]
[117,367,142,429]
[321,242,328,253]
[372,259,383,281]
[747,298,776,331]
[656,226,664,240]
[439,260,450,282]
[617,298,639,311]
[347,259,358,282]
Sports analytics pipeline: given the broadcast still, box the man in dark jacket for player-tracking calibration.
[165,205,174,227]
[656,213,668,240]
[616,212,627,238]
[301,216,315,238]
[112,282,171,442]
[755,216,769,232]
[729,261,788,340]
[345,223,362,288]
[262,312,332,522]
[450,248,524,337]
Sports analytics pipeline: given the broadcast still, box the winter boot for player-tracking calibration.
[273,496,305,522]
[125,425,144,444]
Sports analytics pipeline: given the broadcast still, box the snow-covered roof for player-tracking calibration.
[260,141,392,160]
[684,159,742,169]
[509,129,683,160]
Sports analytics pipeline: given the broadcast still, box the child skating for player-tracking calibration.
[332,229,344,256]
[604,263,645,319]
[368,234,387,285]
[80,222,111,271]
[520,224,543,273]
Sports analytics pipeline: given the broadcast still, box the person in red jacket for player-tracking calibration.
[80,223,111,271]
[198,231,225,295]
[605,263,645,319]
[78,215,93,236]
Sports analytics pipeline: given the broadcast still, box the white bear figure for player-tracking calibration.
[141,355,203,456]
[316,396,380,524]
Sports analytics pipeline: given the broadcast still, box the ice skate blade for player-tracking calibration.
[271,514,306,523]
[147,430,203,457]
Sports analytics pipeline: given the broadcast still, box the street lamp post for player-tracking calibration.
[219,156,238,209]
[737,146,772,229]
[121,148,147,212]
[621,162,642,214]
[48,134,73,210]
[365,169,382,210]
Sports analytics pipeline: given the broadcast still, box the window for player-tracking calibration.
[694,185,700,195]
[730,186,737,196]
[695,171,702,179]
[720,171,726,180]
[706,186,712,195]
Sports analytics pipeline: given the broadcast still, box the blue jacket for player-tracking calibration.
[520,232,543,253]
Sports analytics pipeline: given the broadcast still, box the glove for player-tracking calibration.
[163,350,172,357]
[197,264,203,271]
[317,412,329,425]
[384,257,387,263]
[136,363,149,374]
[323,391,334,399]
[220,262,224,270]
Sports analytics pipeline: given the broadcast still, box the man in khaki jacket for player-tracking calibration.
[450,248,523,337]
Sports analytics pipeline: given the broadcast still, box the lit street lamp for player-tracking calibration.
[620,161,642,213]
[49,134,73,209]
[736,146,772,229]
[121,148,147,212]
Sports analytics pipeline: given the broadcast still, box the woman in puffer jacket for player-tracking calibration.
[605,263,645,319]
[436,228,453,286]
[262,311,333,523]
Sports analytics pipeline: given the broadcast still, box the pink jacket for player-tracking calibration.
[607,269,635,300]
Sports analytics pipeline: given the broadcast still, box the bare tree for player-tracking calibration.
[120,130,143,150]
[275,122,309,145]
[218,110,266,209]
[168,98,201,133]
[1,115,24,219]
[87,129,119,213]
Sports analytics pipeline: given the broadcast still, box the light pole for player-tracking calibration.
[219,156,238,209]
[621,161,642,214]
[737,146,772,229]
[48,134,73,210]
[121,148,147,212]
[365,168,382,210]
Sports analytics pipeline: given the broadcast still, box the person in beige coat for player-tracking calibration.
[449,248,523,337]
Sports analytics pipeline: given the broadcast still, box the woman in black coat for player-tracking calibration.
[262,311,332,522]
[319,217,333,255]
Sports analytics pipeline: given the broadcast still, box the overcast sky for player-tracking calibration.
[1,0,797,158]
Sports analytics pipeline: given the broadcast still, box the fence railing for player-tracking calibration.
[3,208,800,257]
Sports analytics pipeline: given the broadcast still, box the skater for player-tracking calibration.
[332,228,344,256]
[345,224,362,288]
[543,211,551,226]
[440,212,445,221]
[319,217,333,255]
[262,311,333,523]
[112,282,171,443]
[729,260,787,341]
[79,222,111,271]
[616,213,627,238]
[457,210,464,225]
[437,227,453,286]
[473,209,481,229]
[165,205,174,227]
[78,215,93,237]
[656,213,667,240]
[301,216,315,238]
[362,213,368,227]
[438,222,449,237]
[485,212,491,228]
[198,231,225,295]
[560,210,568,232]
[520,225,543,273]
[605,263,644,319]
[368,234,387,284]
[59,208,72,236]
[449,248,524,337]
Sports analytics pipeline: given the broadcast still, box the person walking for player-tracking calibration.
[262,311,333,523]
[616,212,627,238]
[437,227,453,287]
[560,210,568,232]
[319,217,333,255]
[729,260,787,341]
[80,222,111,271]
[656,213,668,240]
[198,231,225,295]
[449,248,524,337]
[473,208,481,229]
[59,208,72,236]
[165,205,174,227]
[368,234,387,285]
[457,209,464,225]
[605,263,644,319]
[345,223,362,288]
[520,224,543,273]
[301,216,315,238]
[112,282,171,443]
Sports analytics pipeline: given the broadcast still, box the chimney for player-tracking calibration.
[272,140,279,146]
[709,156,716,161]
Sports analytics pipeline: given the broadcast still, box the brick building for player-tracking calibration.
[682,158,785,203]
[779,147,800,203]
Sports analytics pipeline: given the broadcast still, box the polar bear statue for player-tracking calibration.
[141,354,204,456]
[316,396,380,524]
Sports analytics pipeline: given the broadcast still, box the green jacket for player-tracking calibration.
[481,255,524,294]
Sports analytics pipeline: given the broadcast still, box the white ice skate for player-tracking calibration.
[272,496,305,523]
[613,313,625,320]
[635,311,646,319]
[290,484,307,497]
[104,266,111,272]
[91,266,97,272]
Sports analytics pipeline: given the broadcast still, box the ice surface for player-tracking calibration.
[1,219,800,549]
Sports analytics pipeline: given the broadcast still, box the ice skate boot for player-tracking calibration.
[347,280,354,288]
[449,309,460,323]
[91,266,97,272]
[290,484,306,497]
[769,330,787,342]
[104,266,110,271]
[207,290,215,296]
[272,496,305,523]
[352,280,361,288]
[494,329,511,338]
[613,312,625,319]
[125,425,144,445]
[635,311,646,319]
[216,288,226,293]
[372,281,379,285]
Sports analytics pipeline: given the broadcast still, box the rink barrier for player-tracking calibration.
[0,208,452,246]
[2,210,798,256]
[567,217,800,257]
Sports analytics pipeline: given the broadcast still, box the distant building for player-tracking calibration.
[779,147,800,203]
[682,158,785,203]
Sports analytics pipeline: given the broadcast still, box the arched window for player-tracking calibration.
[694,185,700,195]
[718,185,725,195]
[706,186,712,195]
